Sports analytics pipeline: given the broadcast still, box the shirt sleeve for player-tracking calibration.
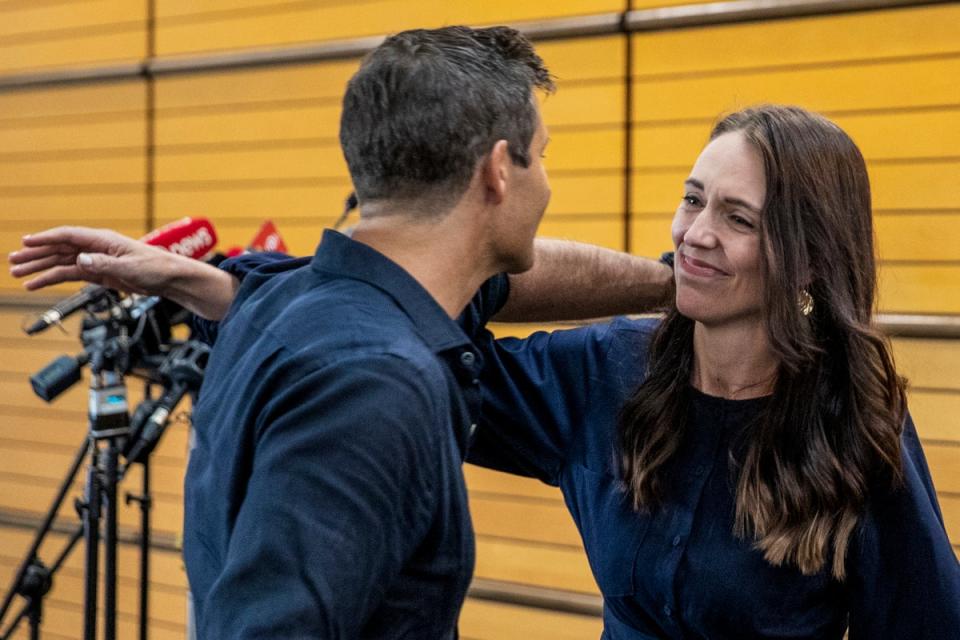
[198,354,442,638]
[846,412,960,638]
[191,251,297,344]
[468,318,643,485]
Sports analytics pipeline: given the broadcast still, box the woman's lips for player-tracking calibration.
[679,252,729,278]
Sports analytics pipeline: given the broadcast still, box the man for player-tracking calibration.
[10,26,671,638]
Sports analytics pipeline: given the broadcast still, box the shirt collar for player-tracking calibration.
[310,229,472,353]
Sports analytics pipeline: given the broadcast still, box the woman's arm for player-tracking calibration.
[846,413,960,638]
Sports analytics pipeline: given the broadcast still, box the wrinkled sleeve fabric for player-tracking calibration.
[846,413,960,639]
[467,319,629,485]
[191,251,301,344]
[198,354,442,639]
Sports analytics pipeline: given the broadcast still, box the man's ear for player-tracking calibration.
[482,140,511,205]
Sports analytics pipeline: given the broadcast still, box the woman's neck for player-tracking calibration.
[691,320,778,400]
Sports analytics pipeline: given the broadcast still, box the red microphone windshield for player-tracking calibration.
[141,217,218,260]
[247,220,287,254]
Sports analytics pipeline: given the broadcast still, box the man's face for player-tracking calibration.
[495,102,551,274]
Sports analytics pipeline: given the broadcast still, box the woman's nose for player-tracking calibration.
[683,209,718,249]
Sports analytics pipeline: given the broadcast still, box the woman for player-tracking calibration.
[10,105,959,637]
[467,105,960,638]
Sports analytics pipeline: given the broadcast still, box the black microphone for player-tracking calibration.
[123,340,210,465]
[24,285,111,335]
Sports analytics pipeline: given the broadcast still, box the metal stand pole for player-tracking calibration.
[82,448,101,640]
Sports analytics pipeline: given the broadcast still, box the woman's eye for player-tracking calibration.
[682,194,702,207]
[731,214,755,229]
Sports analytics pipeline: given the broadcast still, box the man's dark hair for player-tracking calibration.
[340,26,554,213]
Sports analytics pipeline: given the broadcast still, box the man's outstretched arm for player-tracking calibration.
[9,228,673,322]
[8,226,239,320]
[496,238,673,322]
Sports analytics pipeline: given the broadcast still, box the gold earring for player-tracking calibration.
[798,289,814,316]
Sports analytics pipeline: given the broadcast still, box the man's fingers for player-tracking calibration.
[8,243,78,265]
[21,227,126,254]
[9,252,78,277]
[22,265,89,291]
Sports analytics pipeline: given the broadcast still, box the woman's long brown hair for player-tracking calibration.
[618,105,907,580]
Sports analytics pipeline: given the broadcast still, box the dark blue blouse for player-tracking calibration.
[468,317,960,639]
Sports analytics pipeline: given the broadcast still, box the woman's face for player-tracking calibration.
[671,131,767,328]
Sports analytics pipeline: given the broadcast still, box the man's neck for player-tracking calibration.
[350,208,498,319]
[691,319,778,400]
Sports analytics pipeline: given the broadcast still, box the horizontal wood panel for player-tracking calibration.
[0,441,186,498]
[0,32,145,75]
[459,597,602,640]
[878,265,960,315]
[631,4,960,76]
[629,215,674,258]
[475,535,598,594]
[0,155,146,188]
[470,495,582,547]
[631,56,960,123]
[155,63,358,109]
[893,338,960,391]
[548,174,623,216]
[0,192,146,226]
[0,527,185,588]
[155,105,340,146]
[0,1,144,38]
[0,82,145,121]
[0,475,184,535]
[874,213,960,263]
[155,147,346,183]
[154,185,352,225]
[538,215,624,251]
[155,1,623,57]
[0,413,189,466]
[542,82,623,128]
[908,391,960,444]
[0,120,145,155]
[536,36,624,83]
[466,465,565,502]
[924,444,960,494]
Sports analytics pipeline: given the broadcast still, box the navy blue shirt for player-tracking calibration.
[184,230,506,638]
[469,317,960,639]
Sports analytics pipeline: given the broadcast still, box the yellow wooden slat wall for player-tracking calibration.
[0,1,146,75]
[1,2,959,638]
[154,0,626,56]
[0,79,147,295]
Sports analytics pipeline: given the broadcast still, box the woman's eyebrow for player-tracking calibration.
[685,178,761,213]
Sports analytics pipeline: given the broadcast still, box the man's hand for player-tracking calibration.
[8,226,238,320]
[10,226,183,296]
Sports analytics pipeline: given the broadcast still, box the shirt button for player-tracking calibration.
[469,423,478,437]
[694,465,705,476]
[663,604,672,617]
[672,535,682,547]
[460,351,476,367]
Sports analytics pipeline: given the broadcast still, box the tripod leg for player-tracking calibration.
[103,439,121,640]
[83,445,101,640]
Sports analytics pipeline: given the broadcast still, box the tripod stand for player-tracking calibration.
[0,301,208,640]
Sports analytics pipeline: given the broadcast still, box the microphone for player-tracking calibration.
[24,218,219,336]
[123,340,210,465]
[246,220,288,253]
